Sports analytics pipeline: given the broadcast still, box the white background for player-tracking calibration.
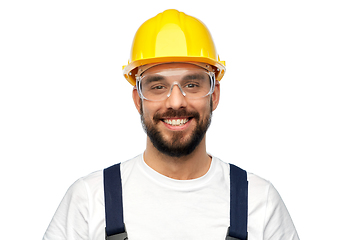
[1,0,345,239]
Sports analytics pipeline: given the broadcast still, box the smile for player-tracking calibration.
[163,118,190,126]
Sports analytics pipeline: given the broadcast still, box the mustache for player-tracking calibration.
[153,109,200,122]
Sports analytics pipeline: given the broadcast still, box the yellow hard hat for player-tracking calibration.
[122,9,226,86]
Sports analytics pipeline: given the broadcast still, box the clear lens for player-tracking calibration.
[137,70,215,101]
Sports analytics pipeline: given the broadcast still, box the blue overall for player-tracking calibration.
[103,163,248,240]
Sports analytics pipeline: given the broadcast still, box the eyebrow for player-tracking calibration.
[143,72,207,83]
[182,73,207,81]
[144,75,165,83]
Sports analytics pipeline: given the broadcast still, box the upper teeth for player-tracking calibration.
[164,119,189,126]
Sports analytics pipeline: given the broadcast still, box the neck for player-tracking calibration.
[143,136,212,180]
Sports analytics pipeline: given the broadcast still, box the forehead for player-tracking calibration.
[142,63,206,77]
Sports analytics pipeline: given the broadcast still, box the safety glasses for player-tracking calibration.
[136,64,216,102]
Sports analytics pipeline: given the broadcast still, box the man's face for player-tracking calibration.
[134,63,220,158]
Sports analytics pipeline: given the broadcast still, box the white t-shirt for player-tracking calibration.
[43,154,299,240]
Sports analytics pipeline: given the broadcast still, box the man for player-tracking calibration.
[43,9,299,240]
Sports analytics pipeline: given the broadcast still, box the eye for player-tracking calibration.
[185,82,199,88]
[147,84,168,93]
[152,85,166,90]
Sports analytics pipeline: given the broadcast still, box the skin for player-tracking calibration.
[132,63,220,180]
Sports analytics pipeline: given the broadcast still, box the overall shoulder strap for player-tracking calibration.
[103,163,128,240]
[226,164,248,240]
[103,162,247,240]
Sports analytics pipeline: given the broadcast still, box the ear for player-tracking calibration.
[211,80,220,111]
[132,86,142,114]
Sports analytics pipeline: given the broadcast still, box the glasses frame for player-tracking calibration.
[136,69,216,102]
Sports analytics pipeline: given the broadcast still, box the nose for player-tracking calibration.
[165,84,187,110]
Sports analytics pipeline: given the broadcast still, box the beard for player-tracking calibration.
[140,100,212,158]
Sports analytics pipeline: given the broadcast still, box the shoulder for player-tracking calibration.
[71,154,141,193]
[213,156,273,192]
[246,172,285,210]
[212,157,279,207]
[56,170,104,209]
[43,170,104,240]
[247,172,273,194]
[77,170,104,195]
